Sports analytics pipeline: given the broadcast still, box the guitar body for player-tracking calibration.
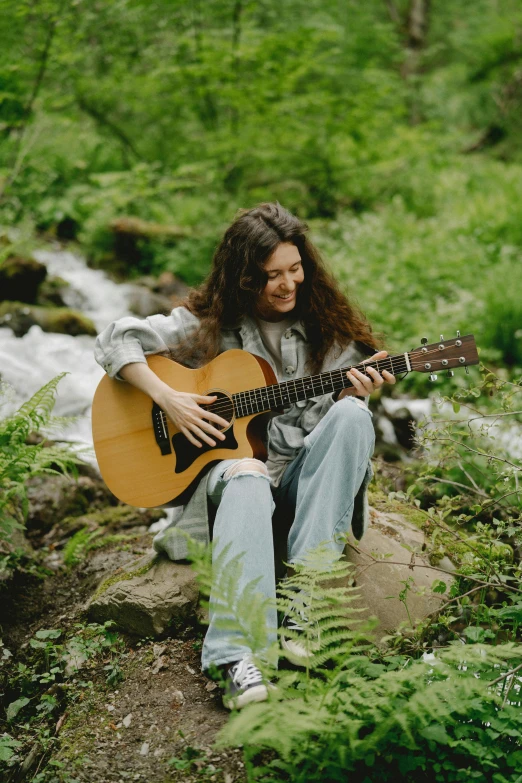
[92,333,479,509]
[92,350,276,508]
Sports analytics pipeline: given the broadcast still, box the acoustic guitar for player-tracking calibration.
[91,333,479,508]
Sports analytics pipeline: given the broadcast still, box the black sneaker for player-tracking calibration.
[222,655,270,710]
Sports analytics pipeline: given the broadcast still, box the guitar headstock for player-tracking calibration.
[408,332,479,381]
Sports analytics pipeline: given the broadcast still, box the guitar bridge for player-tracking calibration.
[152,403,172,455]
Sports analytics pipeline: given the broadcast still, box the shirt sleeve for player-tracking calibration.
[94,307,200,379]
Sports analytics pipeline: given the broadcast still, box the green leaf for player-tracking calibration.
[35,629,62,640]
[452,402,461,414]
[419,725,451,745]
[463,626,485,643]
[432,580,447,595]
[0,733,21,762]
[6,697,30,721]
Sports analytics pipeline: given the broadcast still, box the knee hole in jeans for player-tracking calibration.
[223,458,269,481]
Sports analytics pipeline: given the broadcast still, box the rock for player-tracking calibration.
[26,474,116,537]
[88,553,199,637]
[108,217,192,273]
[0,525,34,583]
[36,275,70,308]
[0,255,47,303]
[126,284,172,318]
[341,509,454,635]
[110,216,190,242]
[60,505,164,537]
[156,271,189,301]
[0,301,96,337]
[86,505,453,641]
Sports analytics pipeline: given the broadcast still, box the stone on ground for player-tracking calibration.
[342,508,454,634]
[87,507,454,639]
[88,552,199,637]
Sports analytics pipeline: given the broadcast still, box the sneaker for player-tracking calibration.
[222,655,270,710]
[281,594,320,664]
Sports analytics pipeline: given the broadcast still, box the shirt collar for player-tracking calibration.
[224,314,307,339]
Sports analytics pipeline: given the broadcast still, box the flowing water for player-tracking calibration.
[0,247,135,453]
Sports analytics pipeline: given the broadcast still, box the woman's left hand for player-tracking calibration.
[343,350,396,397]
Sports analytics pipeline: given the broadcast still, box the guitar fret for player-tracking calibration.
[229,350,422,419]
[246,387,254,416]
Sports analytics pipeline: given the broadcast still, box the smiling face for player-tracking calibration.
[254,242,305,321]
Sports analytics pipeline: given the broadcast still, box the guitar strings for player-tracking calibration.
[203,352,470,417]
[156,342,471,420]
[204,360,409,417]
[204,347,470,417]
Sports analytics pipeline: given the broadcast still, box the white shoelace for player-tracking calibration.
[231,657,263,687]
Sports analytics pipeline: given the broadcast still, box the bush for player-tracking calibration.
[0,375,80,554]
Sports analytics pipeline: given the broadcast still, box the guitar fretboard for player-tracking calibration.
[228,353,410,418]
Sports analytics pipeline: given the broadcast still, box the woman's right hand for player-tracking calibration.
[156,387,230,448]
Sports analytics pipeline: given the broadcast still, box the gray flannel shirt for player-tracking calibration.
[94,307,373,559]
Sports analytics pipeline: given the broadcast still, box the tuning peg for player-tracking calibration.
[421,337,428,345]
[429,374,438,382]
[456,330,461,338]
[446,370,454,378]
[465,366,469,374]
[440,334,444,341]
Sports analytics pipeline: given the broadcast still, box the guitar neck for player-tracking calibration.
[231,353,409,418]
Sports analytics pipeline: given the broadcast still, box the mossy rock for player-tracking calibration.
[0,300,96,337]
[62,505,164,535]
[27,474,116,536]
[37,275,70,307]
[367,488,513,567]
[0,255,47,303]
[88,553,199,636]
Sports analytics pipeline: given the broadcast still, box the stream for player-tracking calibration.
[0,247,134,453]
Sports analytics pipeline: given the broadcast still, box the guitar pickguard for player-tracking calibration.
[172,426,239,474]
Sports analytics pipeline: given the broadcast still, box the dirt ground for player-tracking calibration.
[2,534,247,783]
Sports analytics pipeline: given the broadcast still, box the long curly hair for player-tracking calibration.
[177,202,379,373]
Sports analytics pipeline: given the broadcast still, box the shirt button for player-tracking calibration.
[285,330,292,339]
[285,365,295,375]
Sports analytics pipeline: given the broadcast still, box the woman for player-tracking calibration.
[94,202,395,709]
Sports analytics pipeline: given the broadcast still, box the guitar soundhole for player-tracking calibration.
[172,390,237,474]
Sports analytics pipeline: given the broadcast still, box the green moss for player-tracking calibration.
[368,488,513,568]
[62,505,147,530]
[63,526,98,565]
[0,300,96,337]
[368,487,428,530]
[44,307,97,336]
[92,555,158,600]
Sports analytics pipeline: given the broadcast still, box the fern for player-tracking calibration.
[187,535,279,670]
[0,376,81,545]
[186,535,522,782]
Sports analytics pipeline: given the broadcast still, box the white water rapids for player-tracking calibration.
[0,247,136,456]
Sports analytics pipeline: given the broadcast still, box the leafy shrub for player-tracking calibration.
[0,375,80,550]
[185,540,522,782]
[481,261,522,367]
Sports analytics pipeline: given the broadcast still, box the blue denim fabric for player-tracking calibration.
[201,395,375,671]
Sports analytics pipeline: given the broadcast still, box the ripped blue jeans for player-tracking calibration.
[201,395,375,671]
